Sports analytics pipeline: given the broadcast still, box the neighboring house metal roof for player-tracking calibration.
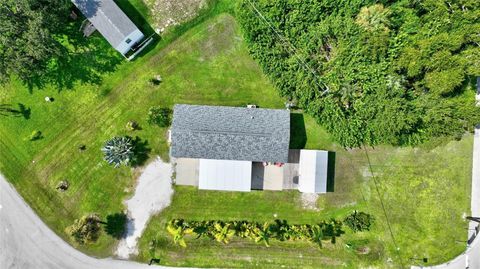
[72,0,141,49]
[298,150,329,194]
[170,104,290,163]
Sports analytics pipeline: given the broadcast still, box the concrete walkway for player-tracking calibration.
[412,125,480,269]
[0,174,187,269]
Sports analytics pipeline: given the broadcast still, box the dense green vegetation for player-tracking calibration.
[166,218,344,247]
[0,0,475,267]
[0,0,70,85]
[237,0,480,147]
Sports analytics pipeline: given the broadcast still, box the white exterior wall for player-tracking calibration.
[199,159,252,192]
[114,29,144,55]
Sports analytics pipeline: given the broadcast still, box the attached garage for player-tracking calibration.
[298,150,330,193]
[198,159,252,192]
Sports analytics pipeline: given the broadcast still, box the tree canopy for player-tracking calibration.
[0,0,70,85]
[237,0,480,147]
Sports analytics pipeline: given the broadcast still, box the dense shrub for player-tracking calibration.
[344,211,374,232]
[65,214,102,244]
[166,219,343,247]
[147,107,171,127]
[237,0,480,147]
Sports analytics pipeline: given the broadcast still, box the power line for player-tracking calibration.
[244,0,329,96]
[363,145,406,269]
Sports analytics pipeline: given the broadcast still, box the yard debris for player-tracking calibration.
[56,180,69,192]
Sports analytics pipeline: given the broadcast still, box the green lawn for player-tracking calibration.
[0,0,473,267]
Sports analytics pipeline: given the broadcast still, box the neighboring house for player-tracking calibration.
[170,104,334,193]
[72,0,145,56]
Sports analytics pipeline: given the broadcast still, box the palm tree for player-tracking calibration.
[101,136,134,168]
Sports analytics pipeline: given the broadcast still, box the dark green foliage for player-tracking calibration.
[0,0,70,84]
[166,219,344,247]
[101,136,134,168]
[344,211,374,232]
[237,0,480,147]
[104,212,127,239]
[147,107,171,127]
[65,213,102,244]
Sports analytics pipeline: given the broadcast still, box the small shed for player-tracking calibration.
[198,159,252,192]
[298,150,330,194]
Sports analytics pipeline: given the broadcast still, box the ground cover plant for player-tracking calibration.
[237,0,480,147]
[0,0,475,267]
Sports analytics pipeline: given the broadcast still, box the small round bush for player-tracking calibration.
[344,211,374,232]
[126,120,139,131]
[28,130,42,141]
[147,107,171,127]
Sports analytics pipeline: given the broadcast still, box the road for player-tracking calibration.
[412,125,480,269]
[0,175,187,269]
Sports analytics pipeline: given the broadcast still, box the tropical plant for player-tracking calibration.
[147,107,171,127]
[166,219,193,248]
[65,214,102,244]
[166,219,344,248]
[344,211,374,232]
[101,136,134,168]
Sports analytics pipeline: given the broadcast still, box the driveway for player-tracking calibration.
[0,174,187,269]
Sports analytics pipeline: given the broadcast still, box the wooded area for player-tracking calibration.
[238,0,480,147]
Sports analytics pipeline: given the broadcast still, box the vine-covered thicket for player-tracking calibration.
[237,0,480,147]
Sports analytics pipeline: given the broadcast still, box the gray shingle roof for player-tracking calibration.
[72,0,139,47]
[170,104,290,163]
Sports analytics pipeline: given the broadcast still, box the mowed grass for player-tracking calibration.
[137,135,472,268]
[0,7,282,256]
[0,0,474,267]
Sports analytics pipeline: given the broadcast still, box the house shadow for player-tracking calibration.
[290,113,307,149]
[326,151,336,192]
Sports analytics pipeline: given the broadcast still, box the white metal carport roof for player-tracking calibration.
[298,150,328,193]
[198,159,252,192]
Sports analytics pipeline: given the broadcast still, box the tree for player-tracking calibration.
[147,107,171,127]
[0,0,70,84]
[65,214,102,244]
[101,136,134,168]
[237,0,480,148]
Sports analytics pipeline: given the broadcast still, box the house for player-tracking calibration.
[72,0,145,56]
[170,104,334,193]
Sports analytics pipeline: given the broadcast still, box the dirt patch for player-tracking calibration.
[300,193,319,211]
[144,0,208,33]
